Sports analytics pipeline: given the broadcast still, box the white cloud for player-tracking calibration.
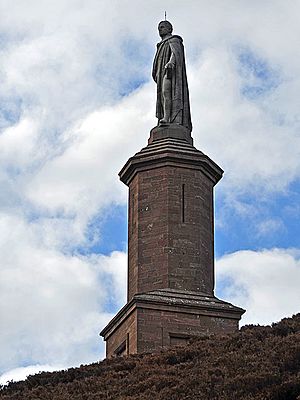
[0,0,299,208]
[188,48,300,195]
[0,118,40,168]
[216,248,300,325]
[0,212,127,373]
[25,84,154,218]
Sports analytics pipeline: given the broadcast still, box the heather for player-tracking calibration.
[1,314,299,400]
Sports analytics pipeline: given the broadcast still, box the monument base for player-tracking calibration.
[149,124,193,145]
[100,289,245,358]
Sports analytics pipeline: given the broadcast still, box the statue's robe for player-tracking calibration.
[152,35,192,132]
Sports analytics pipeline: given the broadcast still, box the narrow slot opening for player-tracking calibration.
[127,333,130,355]
[131,193,134,234]
[182,184,185,223]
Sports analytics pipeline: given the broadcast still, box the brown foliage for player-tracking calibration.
[1,314,300,400]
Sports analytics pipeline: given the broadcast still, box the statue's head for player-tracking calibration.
[158,20,173,38]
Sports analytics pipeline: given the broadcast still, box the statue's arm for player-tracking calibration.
[165,52,176,69]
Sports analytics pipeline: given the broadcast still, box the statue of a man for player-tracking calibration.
[152,20,192,131]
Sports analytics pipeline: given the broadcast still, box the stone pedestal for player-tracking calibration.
[100,125,245,357]
[101,289,244,357]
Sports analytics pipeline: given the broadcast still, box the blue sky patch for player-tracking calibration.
[0,97,22,130]
[78,204,128,257]
[94,36,151,101]
[119,37,152,96]
[215,180,300,257]
[237,48,281,100]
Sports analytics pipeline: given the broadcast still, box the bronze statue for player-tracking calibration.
[152,20,192,132]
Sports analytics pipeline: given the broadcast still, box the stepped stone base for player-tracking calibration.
[100,289,245,358]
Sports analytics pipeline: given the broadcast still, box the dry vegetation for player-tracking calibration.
[1,314,300,400]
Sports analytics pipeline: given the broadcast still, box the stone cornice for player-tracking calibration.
[119,137,223,186]
[100,289,245,340]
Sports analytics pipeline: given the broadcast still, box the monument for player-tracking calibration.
[100,21,245,357]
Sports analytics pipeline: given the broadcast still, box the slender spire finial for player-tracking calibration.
[164,11,167,20]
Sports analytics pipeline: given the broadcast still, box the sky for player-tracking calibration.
[0,0,300,385]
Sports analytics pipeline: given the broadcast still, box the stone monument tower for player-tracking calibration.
[100,21,245,358]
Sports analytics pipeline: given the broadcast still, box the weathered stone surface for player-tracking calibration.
[120,131,223,301]
[100,125,245,358]
[119,134,222,187]
[101,289,245,357]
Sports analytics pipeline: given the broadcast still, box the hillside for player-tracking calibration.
[1,314,300,400]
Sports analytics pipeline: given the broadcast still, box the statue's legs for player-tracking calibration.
[160,75,172,124]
